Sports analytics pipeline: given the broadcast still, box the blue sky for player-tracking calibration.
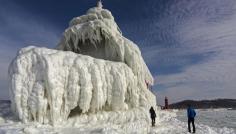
[1,0,236,105]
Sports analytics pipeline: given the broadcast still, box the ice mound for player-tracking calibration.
[8,5,156,125]
[57,6,153,86]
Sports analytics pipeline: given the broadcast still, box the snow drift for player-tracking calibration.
[8,5,156,125]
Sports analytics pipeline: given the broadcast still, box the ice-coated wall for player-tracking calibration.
[8,5,156,125]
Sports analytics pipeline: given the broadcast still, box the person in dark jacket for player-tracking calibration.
[149,106,156,126]
[187,104,196,133]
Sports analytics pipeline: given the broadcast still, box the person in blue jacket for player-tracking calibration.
[187,104,196,133]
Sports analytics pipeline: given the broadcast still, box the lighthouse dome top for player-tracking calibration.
[68,3,115,28]
[97,0,103,9]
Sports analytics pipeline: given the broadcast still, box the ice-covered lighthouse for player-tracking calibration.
[8,0,157,125]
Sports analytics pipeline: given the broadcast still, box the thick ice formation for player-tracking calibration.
[8,5,156,125]
[57,7,153,86]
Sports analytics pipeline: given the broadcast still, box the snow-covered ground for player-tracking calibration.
[176,109,236,133]
[0,100,235,134]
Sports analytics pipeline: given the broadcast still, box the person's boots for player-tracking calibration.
[152,121,155,127]
[188,129,191,133]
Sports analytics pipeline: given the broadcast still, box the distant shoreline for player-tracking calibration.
[168,98,236,109]
[2,99,236,109]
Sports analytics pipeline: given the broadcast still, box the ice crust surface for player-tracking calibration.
[8,6,156,125]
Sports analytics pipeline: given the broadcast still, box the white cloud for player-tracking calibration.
[151,0,236,104]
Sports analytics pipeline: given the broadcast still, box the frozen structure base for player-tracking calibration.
[9,47,155,125]
[8,5,156,125]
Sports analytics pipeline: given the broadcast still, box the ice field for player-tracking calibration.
[177,109,236,133]
[0,100,235,134]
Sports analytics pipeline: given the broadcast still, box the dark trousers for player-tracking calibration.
[151,117,155,126]
[188,118,195,133]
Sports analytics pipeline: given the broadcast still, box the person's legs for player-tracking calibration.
[192,118,195,133]
[151,118,155,126]
[154,118,156,126]
[188,119,191,132]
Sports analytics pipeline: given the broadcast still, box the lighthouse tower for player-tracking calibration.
[164,96,169,109]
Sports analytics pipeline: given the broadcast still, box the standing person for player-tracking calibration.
[187,104,196,133]
[149,106,156,127]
